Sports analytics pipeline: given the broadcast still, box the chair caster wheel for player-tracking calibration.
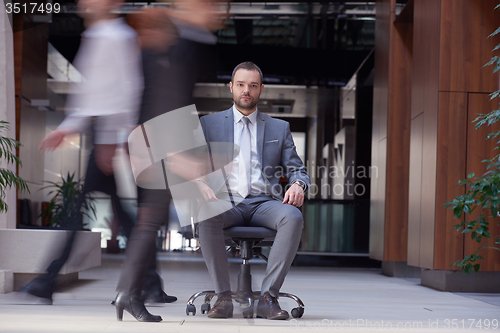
[291,307,304,318]
[186,304,196,316]
[201,303,211,314]
[242,307,254,318]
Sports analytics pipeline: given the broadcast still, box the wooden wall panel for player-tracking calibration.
[373,0,393,142]
[407,113,423,266]
[369,136,381,258]
[21,19,48,101]
[411,0,440,120]
[369,0,394,260]
[465,93,500,271]
[434,92,467,270]
[410,0,441,269]
[384,21,413,262]
[369,138,387,260]
[13,14,49,226]
[14,15,48,101]
[439,0,500,93]
[419,113,439,268]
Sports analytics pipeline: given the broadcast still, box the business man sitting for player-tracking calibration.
[195,61,310,320]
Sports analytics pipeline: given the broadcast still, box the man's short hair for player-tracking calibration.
[231,61,263,84]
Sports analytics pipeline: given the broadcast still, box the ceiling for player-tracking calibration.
[45,1,407,86]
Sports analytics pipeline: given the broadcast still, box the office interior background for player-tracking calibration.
[1,0,500,294]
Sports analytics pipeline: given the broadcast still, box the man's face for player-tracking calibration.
[139,21,177,53]
[229,69,264,112]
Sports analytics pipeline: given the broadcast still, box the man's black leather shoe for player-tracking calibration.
[207,291,233,318]
[256,292,289,320]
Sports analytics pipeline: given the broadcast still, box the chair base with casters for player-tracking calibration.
[186,226,305,318]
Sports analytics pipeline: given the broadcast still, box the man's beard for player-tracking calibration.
[234,95,258,111]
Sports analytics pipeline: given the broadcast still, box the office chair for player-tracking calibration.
[185,226,305,318]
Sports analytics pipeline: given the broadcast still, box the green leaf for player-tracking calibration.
[461,227,473,234]
[471,231,477,239]
[494,59,500,73]
[468,173,475,179]
[451,259,465,267]
[467,221,478,228]
[491,27,500,38]
[463,263,473,274]
[478,218,488,227]
[484,56,499,67]
[473,264,480,272]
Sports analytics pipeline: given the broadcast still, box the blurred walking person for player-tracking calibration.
[114,1,225,322]
[25,0,142,305]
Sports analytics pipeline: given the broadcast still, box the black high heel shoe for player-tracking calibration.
[114,293,162,322]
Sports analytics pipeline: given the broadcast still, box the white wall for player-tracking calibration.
[0,0,17,229]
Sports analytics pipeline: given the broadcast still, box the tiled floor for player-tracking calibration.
[0,252,499,333]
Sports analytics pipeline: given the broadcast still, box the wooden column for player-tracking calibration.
[370,0,393,261]
[374,0,500,282]
[433,0,500,271]
[370,0,413,274]
[13,14,48,225]
[433,92,467,270]
[403,0,500,290]
[407,0,441,269]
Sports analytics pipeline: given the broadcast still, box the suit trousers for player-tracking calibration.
[197,194,304,298]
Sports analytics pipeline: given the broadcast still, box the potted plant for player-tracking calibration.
[0,120,29,212]
[39,172,96,229]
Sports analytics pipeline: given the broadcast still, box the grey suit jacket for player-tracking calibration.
[199,108,310,200]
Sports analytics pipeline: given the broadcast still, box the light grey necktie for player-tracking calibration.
[238,117,251,197]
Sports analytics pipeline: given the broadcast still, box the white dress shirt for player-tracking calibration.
[225,106,267,197]
[58,18,142,144]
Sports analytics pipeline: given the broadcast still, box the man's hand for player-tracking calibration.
[196,180,218,202]
[39,130,67,152]
[167,153,205,181]
[282,183,304,207]
[95,144,117,176]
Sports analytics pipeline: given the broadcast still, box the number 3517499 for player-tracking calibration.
[5,2,61,14]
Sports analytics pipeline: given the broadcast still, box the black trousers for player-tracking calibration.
[116,188,171,297]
